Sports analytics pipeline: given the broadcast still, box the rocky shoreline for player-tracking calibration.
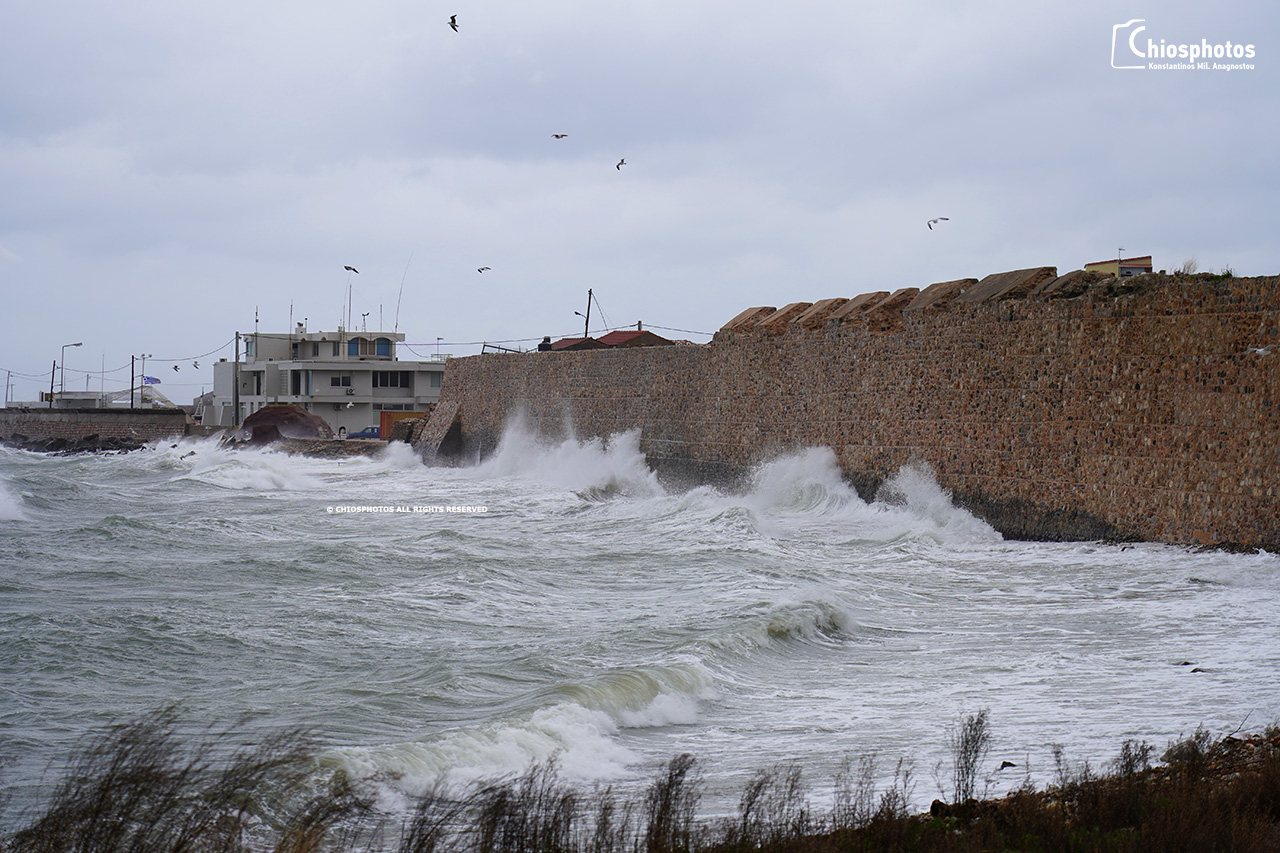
[1,433,149,454]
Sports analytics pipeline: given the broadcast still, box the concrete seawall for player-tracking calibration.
[424,270,1278,550]
[0,408,192,449]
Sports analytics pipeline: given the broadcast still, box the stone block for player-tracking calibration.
[867,288,920,313]
[953,267,1057,303]
[829,291,890,322]
[795,298,849,329]
[1031,269,1108,299]
[906,278,979,312]
[720,306,777,332]
[758,302,814,332]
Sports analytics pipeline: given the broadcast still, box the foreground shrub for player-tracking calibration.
[5,712,1280,852]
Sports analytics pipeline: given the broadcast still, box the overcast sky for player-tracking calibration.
[2,0,1276,403]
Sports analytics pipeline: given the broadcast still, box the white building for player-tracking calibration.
[208,325,446,434]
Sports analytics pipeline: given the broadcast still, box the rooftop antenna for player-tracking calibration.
[394,251,413,334]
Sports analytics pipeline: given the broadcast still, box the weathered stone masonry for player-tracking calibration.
[425,271,1279,550]
[0,409,189,445]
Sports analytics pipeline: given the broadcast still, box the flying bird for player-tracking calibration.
[1247,344,1276,355]
[192,361,199,369]
[927,217,949,230]
[448,14,458,31]
[552,134,568,139]
[616,158,626,170]
[477,267,491,273]
[172,365,180,372]
[344,265,359,274]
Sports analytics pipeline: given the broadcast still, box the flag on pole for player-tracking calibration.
[142,376,161,385]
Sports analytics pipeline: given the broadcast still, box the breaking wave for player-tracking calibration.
[0,472,22,521]
[170,446,326,491]
[474,417,662,498]
[327,660,715,800]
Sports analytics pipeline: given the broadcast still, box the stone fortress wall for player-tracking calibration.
[420,268,1280,550]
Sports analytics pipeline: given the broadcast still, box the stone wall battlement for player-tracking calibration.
[423,270,1280,550]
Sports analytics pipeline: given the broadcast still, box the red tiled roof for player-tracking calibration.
[549,337,608,351]
[596,330,674,347]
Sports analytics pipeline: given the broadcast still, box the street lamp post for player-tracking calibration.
[138,353,152,407]
[60,342,83,398]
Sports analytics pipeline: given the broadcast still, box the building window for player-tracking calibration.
[373,403,414,411]
[312,342,319,357]
[330,372,352,387]
[430,373,442,388]
[376,337,392,357]
[348,337,363,357]
[291,343,299,359]
[332,341,340,357]
[373,371,412,388]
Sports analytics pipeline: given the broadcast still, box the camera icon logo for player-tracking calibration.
[1111,19,1147,69]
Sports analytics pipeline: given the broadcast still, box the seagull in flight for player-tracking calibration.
[927,217,949,230]
[552,134,568,139]
[172,365,180,372]
[448,14,458,31]
[477,267,491,273]
[616,158,626,170]
[192,361,199,369]
[344,265,359,274]
[1246,344,1275,355]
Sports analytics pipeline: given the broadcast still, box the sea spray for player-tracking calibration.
[4,434,1280,831]
[0,471,23,520]
[476,419,662,497]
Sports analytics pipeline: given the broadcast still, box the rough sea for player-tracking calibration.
[2,424,1278,830]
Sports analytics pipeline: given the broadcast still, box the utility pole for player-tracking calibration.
[49,361,56,408]
[131,356,136,408]
[575,289,593,338]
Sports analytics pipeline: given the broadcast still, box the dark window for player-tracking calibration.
[373,371,412,388]
[376,337,392,356]
[330,373,352,387]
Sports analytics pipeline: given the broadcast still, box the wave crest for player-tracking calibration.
[476,418,662,498]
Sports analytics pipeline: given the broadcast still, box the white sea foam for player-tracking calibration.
[0,474,23,520]
[476,417,662,497]
[732,448,998,546]
[330,702,639,801]
[744,447,861,516]
[173,446,326,491]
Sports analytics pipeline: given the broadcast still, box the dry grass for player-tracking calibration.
[5,712,1280,852]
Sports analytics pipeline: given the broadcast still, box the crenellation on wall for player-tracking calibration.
[427,269,1279,549]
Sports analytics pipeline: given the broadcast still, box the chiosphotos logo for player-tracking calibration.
[1111,19,1256,70]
